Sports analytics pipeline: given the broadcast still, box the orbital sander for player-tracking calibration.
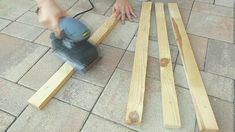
[50,17,100,73]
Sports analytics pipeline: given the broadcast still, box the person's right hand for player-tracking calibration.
[37,0,66,37]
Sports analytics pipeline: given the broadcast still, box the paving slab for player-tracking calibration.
[118,51,161,80]
[177,34,208,70]
[73,45,124,87]
[102,22,138,49]
[19,50,64,91]
[34,30,52,47]
[69,0,115,15]
[193,1,233,18]
[0,78,34,116]
[1,22,44,41]
[55,78,103,111]
[93,69,196,132]
[0,0,35,20]
[79,12,106,34]
[195,0,214,4]
[187,11,233,43]
[0,110,15,132]
[17,11,44,28]
[80,12,138,49]
[82,114,135,132]
[127,37,178,62]
[205,39,235,79]
[195,97,234,132]
[7,99,88,132]
[0,19,11,31]
[0,34,48,82]
[215,0,234,8]
[174,65,234,102]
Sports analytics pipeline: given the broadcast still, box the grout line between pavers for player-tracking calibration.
[4,104,29,132]
[91,113,138,132]
[4,116,16,132]
[114,66,235,103]
[0,109,17,118]
[53,98,90,112]
[103,0,116,16]
[186,0,195,30]
[80,21,137,132]
[16,48,50,83]
[203,37,210,71]
[79,46,127,132]
[0,76,36,93]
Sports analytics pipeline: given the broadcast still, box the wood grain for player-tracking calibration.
[155,3,181,128]
[168,3,219,131]
[28,14,119,109]
[126,2,152,124]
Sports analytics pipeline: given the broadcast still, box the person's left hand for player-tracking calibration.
[112,0,136,24]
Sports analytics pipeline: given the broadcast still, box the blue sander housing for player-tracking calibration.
[50,17,100,73]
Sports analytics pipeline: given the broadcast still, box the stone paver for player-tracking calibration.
[80,13,106,33]
[195,0,214,4]
[0,0,35,20]
[205,39,235,79]
[215,0,234,8]
[0,78,34,116]
[193,1,233,18]
[34,30,52,47]
[80,12,138,49]
[0,34,48,82]
[0,110,15,132]
[102,22,138,49]
[7,99,88,132]
[174,65,234,102]
[128,37,178,62]
[0,19,11,31]
[177,34,208,70]
[19,50,64,90]
[1,0,234,131]
[55,78,103,111]
[70,0,115,15]
[93,69,196,132]
[195,97,234,132]
[81,114,135,132]
[73,45,124,87]
[17,11,44,28]
[153,0,194,10]
[118,51,161,80]
[1,22,44,41]
[187,11,233,43]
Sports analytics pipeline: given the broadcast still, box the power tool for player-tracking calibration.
[50,17,100,73]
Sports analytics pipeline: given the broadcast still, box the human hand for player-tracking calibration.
[37,0,66,37]
[112,0,136,24]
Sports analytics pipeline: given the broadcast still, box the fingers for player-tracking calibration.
[121,9,125,24]
[125,7,132,22]
[129,7,137,18]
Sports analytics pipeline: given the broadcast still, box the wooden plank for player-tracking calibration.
[126,2,152,124]
[155,3,181,128]
[28,14,119,110]
[168,3,219,131]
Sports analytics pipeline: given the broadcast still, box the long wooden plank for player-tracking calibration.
[155,3,181,128]
[168,3,219,131]
[28,14,119,110]
[126,2,152,124]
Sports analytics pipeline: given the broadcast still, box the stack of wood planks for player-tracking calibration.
[126,2,219,132]
[27,2,218,132]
